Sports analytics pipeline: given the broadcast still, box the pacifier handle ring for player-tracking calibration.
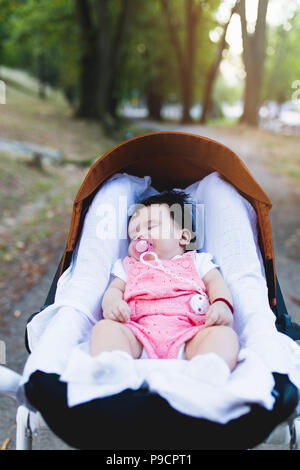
[134,239,150,254]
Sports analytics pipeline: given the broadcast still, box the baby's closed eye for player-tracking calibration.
[148,222,159,230]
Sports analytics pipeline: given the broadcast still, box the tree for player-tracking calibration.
[75,0,132,129]
[160,0,216,123]
[117,0,180,121]
[1,0,81,105]
[237,0,269,126]
[200,0,238,124]
[263,10,300,104]
[75,0,100,119]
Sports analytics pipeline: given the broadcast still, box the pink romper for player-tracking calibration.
[123,250,209,359]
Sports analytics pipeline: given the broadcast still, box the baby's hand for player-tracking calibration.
[205,301,233,327]
[103,299,130,323]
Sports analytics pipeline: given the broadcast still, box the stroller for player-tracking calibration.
[1,131,300,450]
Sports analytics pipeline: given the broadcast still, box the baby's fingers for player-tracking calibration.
[106,306,123,322]
[107,310,119,321]
[205,309,219,327]
[118,303,130,322]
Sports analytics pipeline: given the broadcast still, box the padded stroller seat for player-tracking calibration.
[19,132,300,450]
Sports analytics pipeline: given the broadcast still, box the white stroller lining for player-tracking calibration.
[20,172,300,424]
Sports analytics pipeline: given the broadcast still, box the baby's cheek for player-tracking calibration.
[128,242,137,259]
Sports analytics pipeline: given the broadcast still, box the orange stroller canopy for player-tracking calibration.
[60,132,276,308]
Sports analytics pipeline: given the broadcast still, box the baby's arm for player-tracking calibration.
[202,268,233,327]
[102,277,130,323]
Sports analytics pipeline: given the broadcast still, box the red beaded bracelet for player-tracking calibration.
[212,298,234,314]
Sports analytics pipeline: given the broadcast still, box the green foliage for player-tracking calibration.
[193,0,220,102]
[0,0,237,114]
[263,10,300,103]
[3,0,298,120]
[117,0,220,106]
[0,0,80,92]
[213,73,243,105]
[116,0,179,103]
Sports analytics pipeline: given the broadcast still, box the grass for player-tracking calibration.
[0,149,79,266]
[0,72,116,162]
[0,72,118,314]
[0,151,66,214]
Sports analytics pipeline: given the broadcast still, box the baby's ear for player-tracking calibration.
[179,228,192,246]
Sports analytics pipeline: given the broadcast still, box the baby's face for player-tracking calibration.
[128,204,191,260]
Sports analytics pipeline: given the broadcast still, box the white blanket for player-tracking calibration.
[20,172,300,424]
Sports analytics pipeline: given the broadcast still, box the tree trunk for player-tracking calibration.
[37,53,47,100]
[104,0,131,122]
[181,69,193,123]
[242,57,263,125]
[200,1,238,124]
[146,86,163,121]
[76,41,102,119]
[75,0,131,128]
[94,0,111,123]
[181,0,197,123]
[238,0,269,126]
[160,0,202,123]
[74,0,101,119]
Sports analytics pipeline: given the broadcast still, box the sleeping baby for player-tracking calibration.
[90,190,239,379]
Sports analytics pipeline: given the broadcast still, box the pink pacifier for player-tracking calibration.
[132,239,160,265]
[133,239,151,256]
